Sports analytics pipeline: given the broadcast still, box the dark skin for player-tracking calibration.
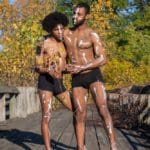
[36,24,72,150]
[64,6,117,150]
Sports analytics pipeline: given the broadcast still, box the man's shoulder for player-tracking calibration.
[64,27,75,35]
[83,27,95,35]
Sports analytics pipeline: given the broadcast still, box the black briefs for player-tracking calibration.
[72,68,104,88]
[38,74,66,95]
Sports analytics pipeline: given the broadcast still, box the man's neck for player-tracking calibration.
[76,22,87,31]
[51,37,62,43]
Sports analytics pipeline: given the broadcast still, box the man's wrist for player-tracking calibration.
[83,64,89,71]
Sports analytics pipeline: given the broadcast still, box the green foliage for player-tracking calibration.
[56,0,94,22]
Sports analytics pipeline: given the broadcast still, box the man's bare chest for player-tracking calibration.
[65,32,92,49]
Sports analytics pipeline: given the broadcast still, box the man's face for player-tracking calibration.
[51,24,64,41]
[73,7,87,26]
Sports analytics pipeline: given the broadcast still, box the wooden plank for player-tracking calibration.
[50,109,73,149]
[58,119,76,150]
[85,105,100,150]
[50,113,72,140]
[90,104,133,150]
[117,129,150,150]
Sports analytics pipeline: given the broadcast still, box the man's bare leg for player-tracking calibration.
[90,82,117,150]
[56,91,72,111]
[39,90,53,150]
[73,87,88,150]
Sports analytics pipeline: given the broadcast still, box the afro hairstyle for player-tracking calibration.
[41,11,69,33]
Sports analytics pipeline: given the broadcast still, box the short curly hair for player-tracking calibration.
[41,11,69,33]
[75,3,90,14]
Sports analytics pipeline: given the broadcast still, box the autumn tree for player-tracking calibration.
[0,0,55,86]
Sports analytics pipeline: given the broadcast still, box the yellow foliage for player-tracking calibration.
[104,58,150,89]
[0,0,55,86]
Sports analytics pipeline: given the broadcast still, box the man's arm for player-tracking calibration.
[54,49,67,77]
[35,41,49,74]
[83,31,107,70]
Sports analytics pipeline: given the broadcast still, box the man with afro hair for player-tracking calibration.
[35,12,72,150]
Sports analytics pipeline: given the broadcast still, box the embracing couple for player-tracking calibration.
[35,2,117,150]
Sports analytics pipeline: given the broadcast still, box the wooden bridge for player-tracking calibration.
[0,104,149,150]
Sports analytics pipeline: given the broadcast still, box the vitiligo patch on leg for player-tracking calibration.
[101,84,107,101]
[106,124,113,134]
[76,98,82,111]
[93,87,98,97]
[84,95,87,103]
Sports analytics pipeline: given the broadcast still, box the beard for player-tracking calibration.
[73,18,85,27]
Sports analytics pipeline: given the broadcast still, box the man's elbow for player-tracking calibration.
[99,55,107,65]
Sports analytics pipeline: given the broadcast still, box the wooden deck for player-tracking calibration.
[0,104,149,150]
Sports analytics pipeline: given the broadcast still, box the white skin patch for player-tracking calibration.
[76,98,82,111]
[66,36,72,43]
[42,94,45,99]
[91,32,100,42]
[44,99,52,119]
[98,54,104,63]
[48,99,52,111]
[58,25,63,41]
[69,31,73,35]
[101,84,106,100]
[73,8,80,24]
[93,87,98,97]
[107,124,113,134]
[71,56,77,64]
[78,40,91,48]
[82,53,88,64]
[59,58,62,66]
[84,95,87,103]
[73,8,84,24]
[95,46,99,54]
[78,40,83,47]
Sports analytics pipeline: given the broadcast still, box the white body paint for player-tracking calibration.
[98,54,104,63]
[84,94,88,103]
[58,25,63,41]
[73,8,84,25]
[101,84,106,100]
[83,53,88,64]
[91,32,100,42]
[78,40,83,47]
[93,87,98,97]
[76,98,82,111]
[66,36,72,43]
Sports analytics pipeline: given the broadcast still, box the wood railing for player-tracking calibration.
[0,86,40,122]
[0,85,149,126]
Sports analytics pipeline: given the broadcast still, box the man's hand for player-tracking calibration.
[47,67,62,78]
[66,64,85,74]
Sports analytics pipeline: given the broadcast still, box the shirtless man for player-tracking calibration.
[35,12,72,150]
[64,3,117,150]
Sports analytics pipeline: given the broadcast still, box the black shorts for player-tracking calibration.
[38,74,66,95]
[72,68,104,88]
